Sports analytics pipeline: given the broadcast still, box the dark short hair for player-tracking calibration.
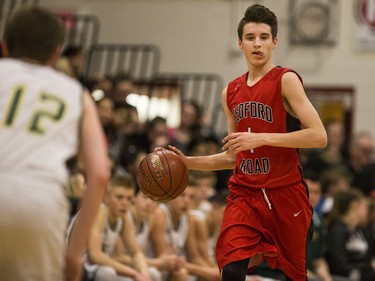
[237,4,278,40]
[3,6,65,64]
[108,175,135,193]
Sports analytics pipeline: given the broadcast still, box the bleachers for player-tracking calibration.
[84,43,161,82]
[58,13,100,51]
[0,0,226,136]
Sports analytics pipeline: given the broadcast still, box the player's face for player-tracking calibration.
[106,186,134,217]
[306,179,321,208]
[355,198,370,226]
[239,22,277,67]
[169,187,194,216]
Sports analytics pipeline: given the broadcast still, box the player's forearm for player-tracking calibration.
[90,252,139,278]
[114,254,133,266]
[184,262,219,280]
[133,251,150,274]
[186,151,236,170]
[261,128,327,149]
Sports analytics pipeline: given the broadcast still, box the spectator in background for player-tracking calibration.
[149,183,221,281]
[186,179,219,275]
[130,187,186,281]
[110,72,136,108]
[325,189,375,281]
[96,96,118,150]
[347,131,374,191]
[189,170,217,215]
[348,131,375,197]
[54,45,89,87]
[140,116,169,153]
[205,189,230,265]
[168,100,215,155]
[360,162,375,198]
[305,173,350,281]
[315,169,351,217]
[305,120,349,178]
[81,175,152,281]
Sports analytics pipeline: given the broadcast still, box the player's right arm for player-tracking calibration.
[168,87,236,171]
[65,90,109,281]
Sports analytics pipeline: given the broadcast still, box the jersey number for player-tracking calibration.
[3,86,66,135]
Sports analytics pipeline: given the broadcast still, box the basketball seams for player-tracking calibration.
[144,152,171,196]
[169,153,189,198]
[160,150,173,193]
[137,149,188,202]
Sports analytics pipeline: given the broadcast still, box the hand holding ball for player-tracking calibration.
[136,149,189,202]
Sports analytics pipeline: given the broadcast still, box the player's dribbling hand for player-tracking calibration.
[166,145,188,165]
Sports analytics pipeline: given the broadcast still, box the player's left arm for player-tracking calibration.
[277,71,328,148]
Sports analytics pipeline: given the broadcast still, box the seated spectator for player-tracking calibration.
[315,169,351,217]
[206,189,230,265]
[186,178,216,271]
[141,116,169,153]
[54,45,86,85]
[72,175,153,281]
[189,170,217,216]
[305,120,349,178]
[149,184,221,281]
[347,131,374,190]
[132,187,189,281]
[325,189,375,281]
[305,173,351,281]
[110,72,136,108]
[168,100,216,155]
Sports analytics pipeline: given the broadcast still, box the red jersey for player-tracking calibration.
[226,66,303,189]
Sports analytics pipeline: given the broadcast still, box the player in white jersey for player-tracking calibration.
[0,6,109,281]
[150,184,221,281]
[83,175,152,281]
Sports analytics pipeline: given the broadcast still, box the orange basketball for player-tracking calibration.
[136,148,189,202]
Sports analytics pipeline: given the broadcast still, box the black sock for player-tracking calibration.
[222,258,250,281]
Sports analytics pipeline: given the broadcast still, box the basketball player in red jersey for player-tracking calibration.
[167,4,327,281]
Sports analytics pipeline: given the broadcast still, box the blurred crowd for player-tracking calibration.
[58,45,375,281]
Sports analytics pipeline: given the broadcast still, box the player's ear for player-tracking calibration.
[1,41,10,57]
[273,37,278,49]
[238,38,243,50]
[47,46,62,66]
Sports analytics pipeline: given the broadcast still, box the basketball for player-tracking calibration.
[136,148,189,202]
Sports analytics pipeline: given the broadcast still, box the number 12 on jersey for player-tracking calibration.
[2,86,66,135]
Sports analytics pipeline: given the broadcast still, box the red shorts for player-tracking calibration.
[216,181,312,281]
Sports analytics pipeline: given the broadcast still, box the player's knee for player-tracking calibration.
[148,266,163,281]
[172,267,189,281]
[95,266,117,281]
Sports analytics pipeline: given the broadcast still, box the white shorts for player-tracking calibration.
[0,175,69,281]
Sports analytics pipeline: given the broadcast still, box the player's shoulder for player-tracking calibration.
[276,66,303,83]
[0,58,82,89]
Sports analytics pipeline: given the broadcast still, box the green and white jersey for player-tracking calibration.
[0,58,83,186]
